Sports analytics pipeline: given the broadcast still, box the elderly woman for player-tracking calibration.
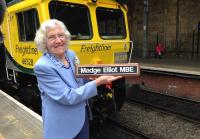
[34,19,121,139]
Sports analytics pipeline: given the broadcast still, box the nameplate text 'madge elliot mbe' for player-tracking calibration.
[75,63,140,77]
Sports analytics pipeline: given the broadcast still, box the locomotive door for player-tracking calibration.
[4,12,18,71]
[5,13,15,58]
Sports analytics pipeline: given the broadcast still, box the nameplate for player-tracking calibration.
[75,63,140,77]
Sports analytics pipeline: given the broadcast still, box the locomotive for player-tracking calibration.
[0,0,131,121]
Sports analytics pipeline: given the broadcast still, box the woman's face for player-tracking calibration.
[45,25,67,58]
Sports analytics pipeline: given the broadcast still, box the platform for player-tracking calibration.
[0,90,42,139]
[132,58,200,76]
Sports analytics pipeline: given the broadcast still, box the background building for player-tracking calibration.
[127,0,200,59]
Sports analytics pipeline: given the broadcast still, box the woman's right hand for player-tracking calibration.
[94,76,123,86]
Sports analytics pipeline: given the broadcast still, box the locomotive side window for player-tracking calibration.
[49,1,92,40]
[17,9,40,41]
[96,7,126,39]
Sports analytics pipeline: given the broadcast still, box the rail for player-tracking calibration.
[126,87,200,123]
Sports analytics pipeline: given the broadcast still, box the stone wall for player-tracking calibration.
[127,0,200,58]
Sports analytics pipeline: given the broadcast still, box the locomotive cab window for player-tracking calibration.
[96,7,126,39]
[49,1,92,40]
[17,9,40,41]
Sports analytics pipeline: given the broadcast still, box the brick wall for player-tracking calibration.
[127,0,200,58]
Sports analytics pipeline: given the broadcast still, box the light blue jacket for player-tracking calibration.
[34,50,97,139]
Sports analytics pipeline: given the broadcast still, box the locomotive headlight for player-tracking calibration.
[114,52,128,63]
[91,0,97,3]
[88,0,97,3]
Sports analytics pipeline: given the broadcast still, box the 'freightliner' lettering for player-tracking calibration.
[80,44,111,53]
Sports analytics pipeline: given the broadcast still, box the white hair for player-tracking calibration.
[34,19,71,53]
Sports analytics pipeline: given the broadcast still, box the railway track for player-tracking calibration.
[107,118,152,139]
[126,86,200,123]
[90,117,152,139]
